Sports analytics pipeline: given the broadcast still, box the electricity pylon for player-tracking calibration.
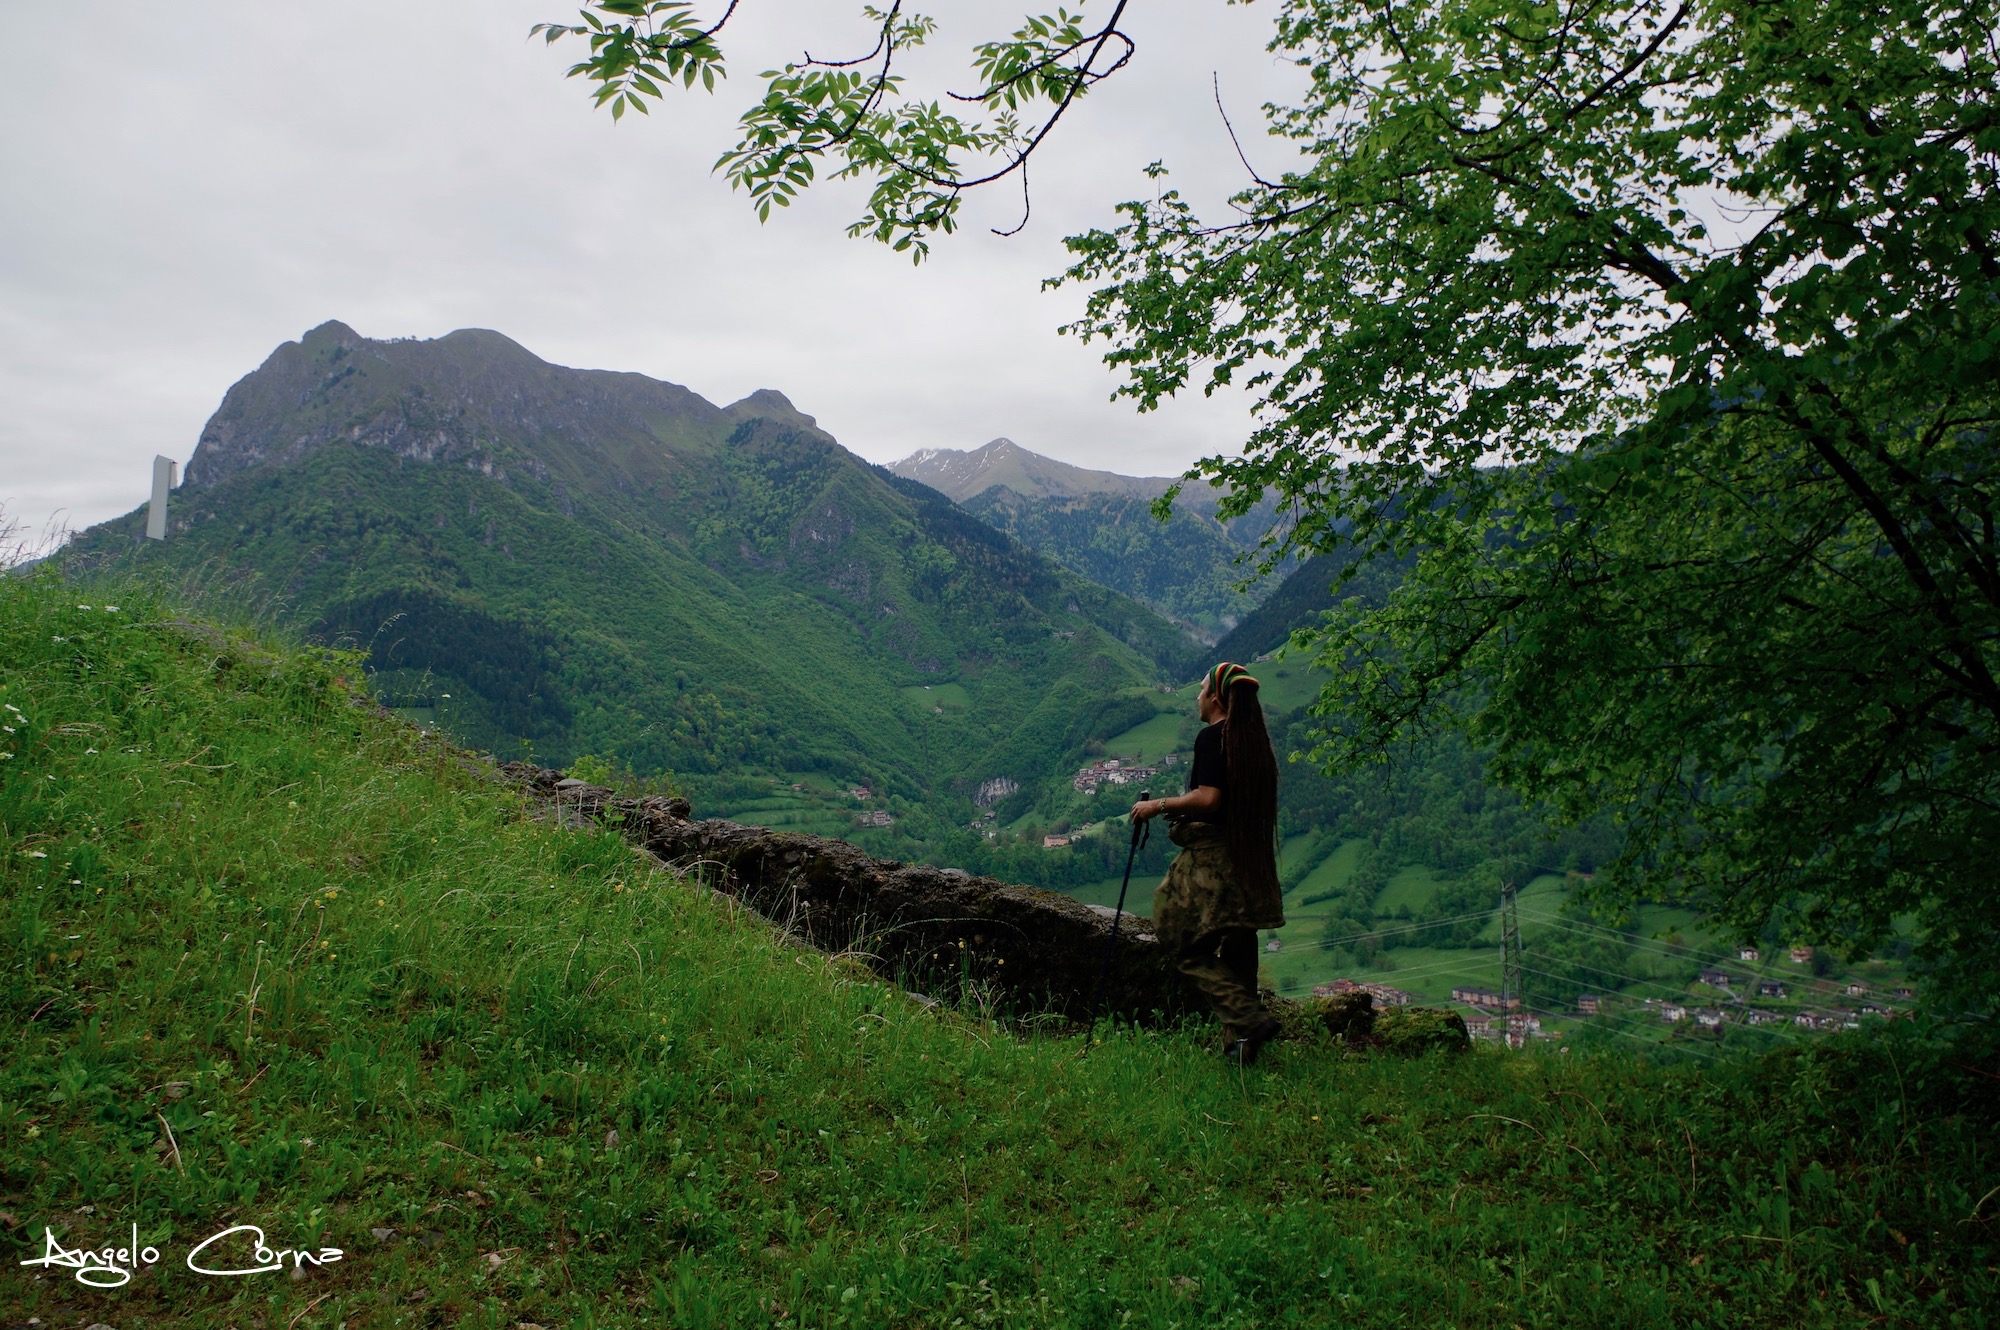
[1500,879,1524,1048]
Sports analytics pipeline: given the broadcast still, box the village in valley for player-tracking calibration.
[1038,756,1174,847]
[1309,941,1921,1050]
[1068,755,1169,798]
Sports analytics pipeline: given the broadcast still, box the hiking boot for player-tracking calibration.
[1223,1017,1282,1066]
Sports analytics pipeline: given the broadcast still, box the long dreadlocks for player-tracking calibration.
[1207,661,1280,906]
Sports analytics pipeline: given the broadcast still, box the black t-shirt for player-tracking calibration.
[1182,721,1226,824]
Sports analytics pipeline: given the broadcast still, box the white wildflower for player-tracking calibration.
[3,704,19,713]
[27,850,47,858]
[84,748,97,754]
[0,753,11,760]
[3,726,13,733]
[77,604,91,610]
[103,605,119,612]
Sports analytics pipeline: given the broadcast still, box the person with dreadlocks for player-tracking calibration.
[1131,661,1285,1064]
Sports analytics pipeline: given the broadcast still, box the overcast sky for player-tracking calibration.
[0,1,1308,543]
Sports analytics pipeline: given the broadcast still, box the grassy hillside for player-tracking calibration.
[5,575,1996,1327]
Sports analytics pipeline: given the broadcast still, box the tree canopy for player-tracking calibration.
[536,0,2000,1005]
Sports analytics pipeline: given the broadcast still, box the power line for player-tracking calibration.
[1521,913,1921,1010]
[1500,880,1522,1040]
[1510,957,1816,1020]
[1313,932,1773,1009]
[1309,954,1504,988]
[1569,1014,1725,1062]
[1519,910,1758,969]
[1513,960,1699,1007]
[1522,909,1893,993]
[1293,953,1509,998]
[1310,908,1499,951]
[1511,962,1830,1049]
[1293,900,1915,1022]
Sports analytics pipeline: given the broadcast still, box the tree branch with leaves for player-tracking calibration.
[537,0,2000,1005]
[537,2,1139,255]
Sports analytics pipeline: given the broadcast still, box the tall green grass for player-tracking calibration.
[3,572,1995,1328]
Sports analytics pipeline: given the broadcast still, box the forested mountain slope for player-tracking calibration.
[961,487,1283,638]
[62,321,1199,808]
[892,439,1293,638]
[1211,543,1416,662]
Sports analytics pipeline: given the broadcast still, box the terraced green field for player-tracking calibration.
[1277,830,1326,885]
[1092,656,1326,773]
[1288,836,1363,898]
[1095,708,1188,763]
[898,682,971,711]
[1375,863,1451,914]
[1066,871,1157,912]
[707,787,868,838]
[1129,656,1328,726]
[1248,658,1330,714]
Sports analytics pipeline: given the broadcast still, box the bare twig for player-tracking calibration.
[157,1112,185,1174]
[287,1292,333,1330]
[243,945,264,1048]
[960,1159,973,1252]
[1213,72,1287,192]
[1467,1112,1545,1137]
[429,1139,492,1166]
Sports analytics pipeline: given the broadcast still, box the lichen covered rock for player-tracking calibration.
[1311,990,1377,1043]
[1374,1006,1471,1054]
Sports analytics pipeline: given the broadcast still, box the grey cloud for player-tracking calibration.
[0,1,1306,538]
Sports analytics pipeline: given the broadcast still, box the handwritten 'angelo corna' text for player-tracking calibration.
[20,1223,344,1287]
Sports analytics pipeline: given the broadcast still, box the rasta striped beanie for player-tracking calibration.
[1207,660,1260,695]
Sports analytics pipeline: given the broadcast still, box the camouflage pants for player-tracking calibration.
[1153,823,1279,1037]
[1177,927,1265,1038]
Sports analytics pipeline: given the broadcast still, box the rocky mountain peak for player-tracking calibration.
[888,438,1176,503]
[727,388,819,431]
[300,318,365,349]
[179,322,808,493]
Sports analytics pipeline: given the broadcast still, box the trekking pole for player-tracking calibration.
[1085,790,1150,1027]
